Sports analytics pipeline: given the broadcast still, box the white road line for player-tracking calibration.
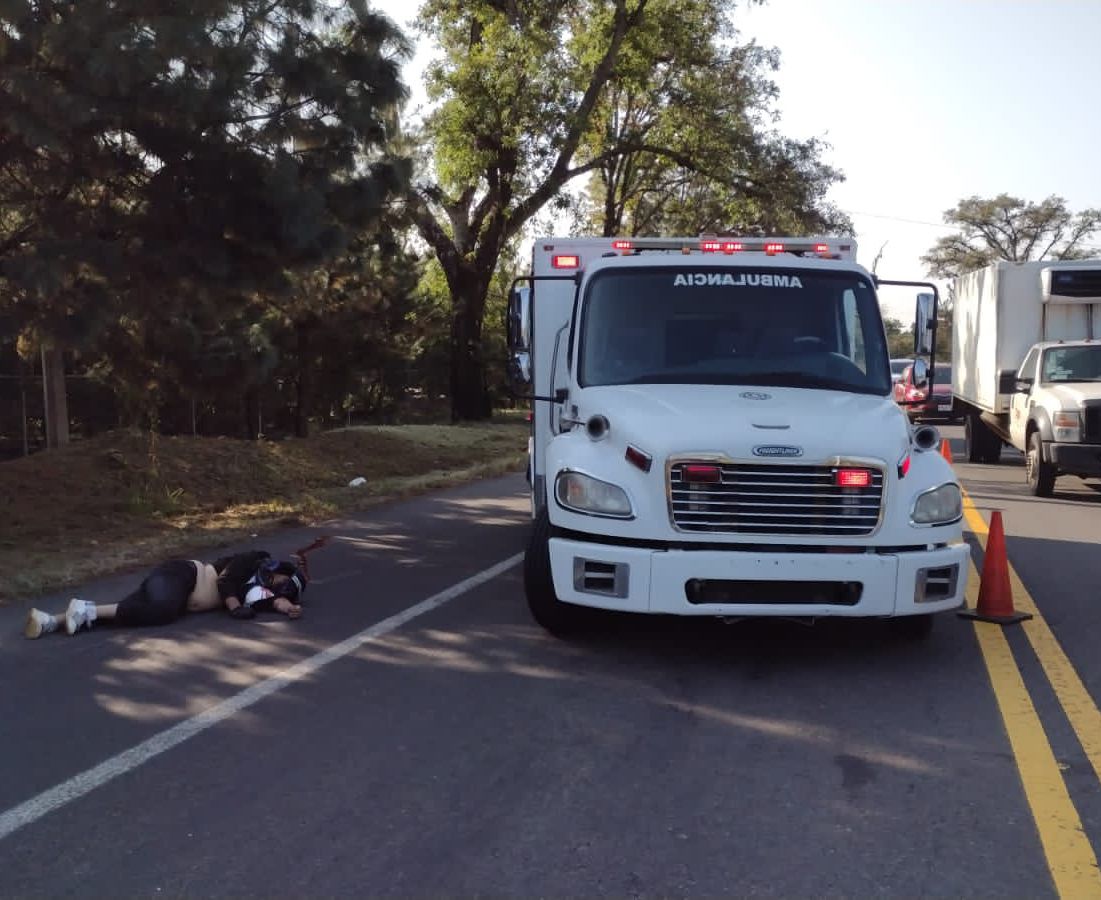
[0,553,523,843]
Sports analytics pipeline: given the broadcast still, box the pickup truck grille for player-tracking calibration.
[1083,402,1101,443]
[669,462,885,536]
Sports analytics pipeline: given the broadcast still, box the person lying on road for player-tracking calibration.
[23,549,308,639]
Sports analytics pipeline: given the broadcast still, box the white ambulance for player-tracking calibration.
[506,236,968,638]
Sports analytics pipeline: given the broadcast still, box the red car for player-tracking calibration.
[894,363,957,422]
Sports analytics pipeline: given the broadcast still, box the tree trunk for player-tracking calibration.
[243,387,260,440]
[19,364,29,456]
[449,271,494,422]
[294,319,313,438]
[41,344,69,449]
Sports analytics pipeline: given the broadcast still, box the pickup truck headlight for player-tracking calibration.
[911,483,962,526]
[555,471,633,518]
[1053,411,1081,442]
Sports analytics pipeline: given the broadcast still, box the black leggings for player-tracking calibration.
[114,560,198,627]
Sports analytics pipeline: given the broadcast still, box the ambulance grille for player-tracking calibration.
[669,463,884,536]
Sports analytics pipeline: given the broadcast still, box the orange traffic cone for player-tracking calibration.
[941,438,954,464]
[958,511,1032,625]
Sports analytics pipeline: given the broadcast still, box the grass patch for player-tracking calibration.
[0,419,528,605]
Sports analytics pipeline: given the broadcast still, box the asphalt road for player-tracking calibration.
[2,426,1100,898]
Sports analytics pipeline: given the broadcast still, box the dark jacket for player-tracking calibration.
[213,550,272,603]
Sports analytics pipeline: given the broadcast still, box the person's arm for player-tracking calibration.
[272,596,302,619]
[225,594,255,619]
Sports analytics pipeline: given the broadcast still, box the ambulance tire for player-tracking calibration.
[524,510,593,637]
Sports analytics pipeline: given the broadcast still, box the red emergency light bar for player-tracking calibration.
[835,468,872,488]
[542,237,856,263]
[698,238,843,257]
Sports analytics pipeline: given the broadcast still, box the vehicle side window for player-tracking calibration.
[902,366,912,384]
[1018,348,1039,380]
[840,290,868,373]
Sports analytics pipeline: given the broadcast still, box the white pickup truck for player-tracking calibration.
[506,236,968,639]
[952,260,1101,495]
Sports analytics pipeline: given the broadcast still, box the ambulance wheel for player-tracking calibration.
[524,510,592,637]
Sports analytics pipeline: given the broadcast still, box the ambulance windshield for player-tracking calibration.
[577,267,891,395]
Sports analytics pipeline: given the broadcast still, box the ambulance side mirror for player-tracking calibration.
[914,292,935,357]
[911,357,929,390]
[507,286,532,387]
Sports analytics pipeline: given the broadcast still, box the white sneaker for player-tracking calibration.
[65,598,93,635]
[24,608,58,639]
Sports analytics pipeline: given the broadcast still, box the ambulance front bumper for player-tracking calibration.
[548,538,969,618]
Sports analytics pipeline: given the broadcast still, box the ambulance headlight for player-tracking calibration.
[911,483,962,526]
[555,471,633,519]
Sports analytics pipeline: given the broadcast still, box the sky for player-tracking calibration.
[372,0,1101,322]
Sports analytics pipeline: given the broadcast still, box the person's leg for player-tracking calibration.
[25,601,117,639]
[109,562,195,628]
[64,597,120,634]
[64,561,196,634]
[27,562,194,639]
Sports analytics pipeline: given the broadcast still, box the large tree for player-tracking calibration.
[0,0,411,439]
[408,0,848,421]
[922,194,1101,281]
[580,6,849,237]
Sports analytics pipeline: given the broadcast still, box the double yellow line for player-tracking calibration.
[962,491,1101,897]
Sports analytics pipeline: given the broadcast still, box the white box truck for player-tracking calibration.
[506,236,969,638]
[952,260,1101,495]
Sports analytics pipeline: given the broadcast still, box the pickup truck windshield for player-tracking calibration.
[1041,345,1101,383]
[577,266,891,394]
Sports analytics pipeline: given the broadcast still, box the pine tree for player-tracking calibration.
[1,0,412,440]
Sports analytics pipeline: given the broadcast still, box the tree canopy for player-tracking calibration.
[1,0,414,443]
[922,194,1101,281]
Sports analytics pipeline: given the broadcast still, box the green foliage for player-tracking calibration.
[3,0,411,300]
[882,315,912,360]
[579,0,850,236]
[0,0,420,447]
[922,194,1101,281]
[882,312,951,363]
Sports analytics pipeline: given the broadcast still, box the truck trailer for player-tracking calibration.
[951,259,1101,495]
[506,236,968,638]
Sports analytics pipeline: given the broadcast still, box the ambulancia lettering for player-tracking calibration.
[672,273,804,288]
